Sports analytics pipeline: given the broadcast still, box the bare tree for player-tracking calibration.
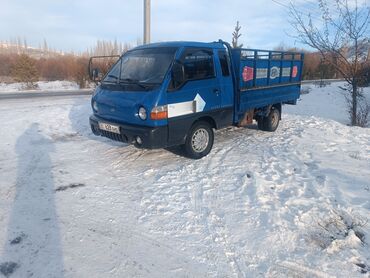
[88,40,129,56]
[43,39,48,53]
[232,21,244,48]
[289,0,370,126]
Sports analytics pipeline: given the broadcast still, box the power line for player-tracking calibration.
[271,0,325,22]
[272,0,321,15]
[271,0,290,8]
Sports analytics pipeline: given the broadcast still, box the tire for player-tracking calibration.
[257,116,266,130]
[257,107,280,132]
[183,121,214,159]
[264,107,280,132]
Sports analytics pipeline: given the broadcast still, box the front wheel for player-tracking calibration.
[184,121,214,159]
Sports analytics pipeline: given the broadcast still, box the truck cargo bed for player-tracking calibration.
[231,48,304,121]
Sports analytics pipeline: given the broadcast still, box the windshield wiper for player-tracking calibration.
[108,74,119,80]
[102,74,119,83]
[119,78,149,89]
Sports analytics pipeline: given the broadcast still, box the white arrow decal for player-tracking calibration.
[194,93,206,113]
[167,94,206,118]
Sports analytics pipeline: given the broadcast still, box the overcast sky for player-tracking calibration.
[0,0,368,52]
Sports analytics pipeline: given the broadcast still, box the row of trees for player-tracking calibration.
[0,39,134,89]
[0,54,89,89]
[274,46,369,84]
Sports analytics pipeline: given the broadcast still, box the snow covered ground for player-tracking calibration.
[0,81,80,93]
[0,83,369,277]
[286,82,370,126]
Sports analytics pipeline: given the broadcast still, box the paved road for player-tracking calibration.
[0,89,93,100]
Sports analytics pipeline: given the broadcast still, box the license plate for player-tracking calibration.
[98,122,120,134]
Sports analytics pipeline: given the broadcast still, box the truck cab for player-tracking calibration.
[89,40,303,159]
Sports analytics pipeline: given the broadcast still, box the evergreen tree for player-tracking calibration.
[11,54,39,89]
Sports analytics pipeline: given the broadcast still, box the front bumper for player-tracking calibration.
[89,115,168,149]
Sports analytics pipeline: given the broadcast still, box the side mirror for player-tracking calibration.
[88,55,120,84]
[172,61,185,89]
[88,57,102,83]
[92,68,100,81]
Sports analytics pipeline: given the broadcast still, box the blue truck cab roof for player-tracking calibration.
[133,41,226,51]
[131,40,303,57]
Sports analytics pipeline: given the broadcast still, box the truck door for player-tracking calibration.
[167,47,221,145]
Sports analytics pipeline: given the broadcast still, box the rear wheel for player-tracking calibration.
[184,121,214,159]
[257,116,265,130]
[258,107,280,132]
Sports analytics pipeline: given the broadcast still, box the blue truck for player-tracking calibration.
[89,40,304,159]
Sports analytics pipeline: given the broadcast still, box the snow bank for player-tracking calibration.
[286,82,370,126]
[37,81,80,91]
[0,80,80,92]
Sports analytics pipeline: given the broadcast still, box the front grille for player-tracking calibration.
[100,130,128,143]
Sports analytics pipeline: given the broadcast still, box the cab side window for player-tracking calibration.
[181,48,215,81]
[218,50,230,76]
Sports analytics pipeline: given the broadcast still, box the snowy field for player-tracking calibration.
[0,81,81,93]
[287,83,370,126]
[0,83,369,277]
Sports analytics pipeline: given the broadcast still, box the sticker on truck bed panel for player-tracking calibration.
[242,66,254,82]
[282,67,291,77]
[270,66,280,79]
[292,66,298,78]
[256,68,268,79]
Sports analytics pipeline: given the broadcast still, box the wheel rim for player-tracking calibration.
[271,110,279,128]
[191,128,209,153]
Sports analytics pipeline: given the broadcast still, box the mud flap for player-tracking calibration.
[238,109,255,127]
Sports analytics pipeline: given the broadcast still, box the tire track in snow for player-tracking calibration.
[184,159,239,276]
[135,140,255,276]
[196,145,262,277]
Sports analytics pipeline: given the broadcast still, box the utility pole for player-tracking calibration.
[144,0,151,44]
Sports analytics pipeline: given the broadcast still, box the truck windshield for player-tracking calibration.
[103,47,178,89]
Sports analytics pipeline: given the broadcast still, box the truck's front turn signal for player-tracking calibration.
[150,105,168,120]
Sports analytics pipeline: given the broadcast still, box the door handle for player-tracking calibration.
[213,89,220,95]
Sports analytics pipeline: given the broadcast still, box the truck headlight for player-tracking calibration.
[138,107,147,120]
[92,100,98,112]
